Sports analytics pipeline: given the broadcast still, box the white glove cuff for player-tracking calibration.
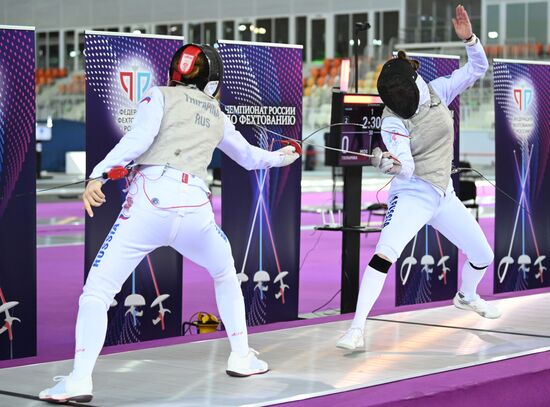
[463,33,478,46]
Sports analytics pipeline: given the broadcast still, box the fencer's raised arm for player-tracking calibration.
[89,87,164,179]
[217,113,298,170]
[380,119,414,180]
[429,35,489,107]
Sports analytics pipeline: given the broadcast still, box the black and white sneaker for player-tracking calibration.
[453,292,501,319]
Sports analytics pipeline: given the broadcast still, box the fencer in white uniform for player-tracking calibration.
[337,5,500,351]
[39,44,299,403]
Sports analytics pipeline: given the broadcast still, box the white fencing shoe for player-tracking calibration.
[336,327,365,350]
[38,374,93,403]
[226,348,269,377]
[453,292,501,319]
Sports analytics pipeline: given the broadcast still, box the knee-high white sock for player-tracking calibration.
[350,266,387,332]
[72,296,108,379]
[460,262,487,301]
[215,272,249,356]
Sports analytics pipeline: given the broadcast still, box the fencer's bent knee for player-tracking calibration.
[212,265,243,298]
[210,259,236,281]
[468,245,494,269]
[78,274,120,310]
[213,267,239,285]
[79,290,111,312]
[374,244,398,263]
[369,254,393,274]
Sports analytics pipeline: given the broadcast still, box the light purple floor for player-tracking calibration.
[279,349,550,407]
[3,187,542,370]
[2,189,550,406]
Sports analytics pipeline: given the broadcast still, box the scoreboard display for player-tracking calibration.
[325,91,384,167]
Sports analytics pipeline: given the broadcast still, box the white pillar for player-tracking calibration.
[326,14,334,59]
[59,30,65,69]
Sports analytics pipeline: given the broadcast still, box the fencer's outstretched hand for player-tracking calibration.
[452,4,473,40]
[372,147,402,175]
[274,145,300,167]
[83,179,106,218]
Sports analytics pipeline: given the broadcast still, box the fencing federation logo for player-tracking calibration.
[510,80,535,142]
[119,68,152,103]
[117,65,154,132]
[513,86,533,112]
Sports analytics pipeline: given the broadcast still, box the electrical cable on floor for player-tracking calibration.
[299,230,323,271]
[182,312,200,336]
[182,311,223,336]
[299,229,343,315]
[311,289,342,314]
[300,227,357,315]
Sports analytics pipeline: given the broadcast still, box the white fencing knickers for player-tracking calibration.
[72,166,248,380]
[350,177,493,331]
[377,178,493,266]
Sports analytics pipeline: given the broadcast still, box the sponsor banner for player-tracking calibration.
[493,59,550,292]
[218,40,302,325]
[85,32,184,344]
[0,26,36,359]
[395,54,460,306]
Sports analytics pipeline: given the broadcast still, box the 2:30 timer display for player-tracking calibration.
[339,104,384,165]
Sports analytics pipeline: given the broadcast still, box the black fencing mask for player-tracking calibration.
[377,56,419,119]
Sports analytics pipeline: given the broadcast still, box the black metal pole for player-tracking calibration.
[353,22,370,94]
[340,166,362,313]
[340,21,371,313]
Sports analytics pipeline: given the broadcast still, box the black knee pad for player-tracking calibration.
[369,254,393,274]
[469,261,488,270]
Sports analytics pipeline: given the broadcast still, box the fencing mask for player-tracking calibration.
[376,51,420,119]
[169,43,223,97]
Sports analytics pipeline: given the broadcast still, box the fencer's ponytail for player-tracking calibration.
[397,50,420,71]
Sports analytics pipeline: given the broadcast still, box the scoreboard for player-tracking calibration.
[325,91,384,167]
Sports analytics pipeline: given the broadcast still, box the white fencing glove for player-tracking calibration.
[274,145,300,167]
[371,147,384,168]
[371,147,402,175]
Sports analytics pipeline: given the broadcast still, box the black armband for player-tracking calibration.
[369,254,393,274]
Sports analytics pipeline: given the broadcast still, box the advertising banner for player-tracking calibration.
[0,25,36,359]
[493,59,550,293]
[218,40,302,325]
[85,31,184,344]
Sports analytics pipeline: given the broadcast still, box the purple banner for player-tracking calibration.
[85,32,184,345]
[493,60,550,293]
[219,40,302,325]
[395,54,460,306]
[0,27,36,359]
